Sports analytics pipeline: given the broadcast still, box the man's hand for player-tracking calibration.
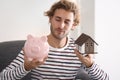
[74,49,94,68]
[24,56,47,71]
[23,48,48,71]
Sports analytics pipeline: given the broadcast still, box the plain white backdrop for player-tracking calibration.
[0,0,54,42]
[95,0,120,80]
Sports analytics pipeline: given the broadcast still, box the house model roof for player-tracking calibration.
[75,33,98,46]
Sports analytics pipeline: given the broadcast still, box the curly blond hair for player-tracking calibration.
[44,0,80,26]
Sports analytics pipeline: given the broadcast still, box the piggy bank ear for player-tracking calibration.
[27,34,33,40]
[40,36,47,42]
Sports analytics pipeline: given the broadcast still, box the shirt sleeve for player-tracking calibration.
[0,51,30,80]
[84,63,109,80]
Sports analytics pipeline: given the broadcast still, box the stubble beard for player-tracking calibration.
[50,26,68,40]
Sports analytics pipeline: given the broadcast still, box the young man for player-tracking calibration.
[0,0,109,80]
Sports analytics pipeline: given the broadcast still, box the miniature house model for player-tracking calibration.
[75,33,98,54]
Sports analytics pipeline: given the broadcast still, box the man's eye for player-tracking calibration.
[65,21,70,24]
[55,18,60,21]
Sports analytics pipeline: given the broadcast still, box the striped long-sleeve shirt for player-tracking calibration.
[0,37,109,80]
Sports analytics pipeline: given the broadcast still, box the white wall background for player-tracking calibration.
[80,0,95,38]
[95,0,120,80]
[0,0,55,42]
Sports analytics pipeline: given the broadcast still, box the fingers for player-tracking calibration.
[74,49,94,59]
[74,49,94,67]
[74,49,85,61]
[22,46,48,70]
[24,58,45,71]
[74,49,87,65]
[23,54,48,71]
[38,56,48,65]
[27,56,47,66]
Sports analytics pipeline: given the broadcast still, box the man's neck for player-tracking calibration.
[47,34,67,48]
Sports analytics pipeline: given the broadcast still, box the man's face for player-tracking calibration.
[50,9,75,40]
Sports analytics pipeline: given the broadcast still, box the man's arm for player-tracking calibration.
[0,52,29,80]
[74,49,109,80]
[84,63,109,80]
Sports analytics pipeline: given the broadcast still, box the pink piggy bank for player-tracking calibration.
[24,34,49,61]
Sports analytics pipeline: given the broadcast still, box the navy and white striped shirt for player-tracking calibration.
[0,37,109,80]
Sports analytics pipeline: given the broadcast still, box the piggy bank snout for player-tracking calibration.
[31,46,40,53]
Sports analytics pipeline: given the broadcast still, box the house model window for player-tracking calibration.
[75,33,98,54]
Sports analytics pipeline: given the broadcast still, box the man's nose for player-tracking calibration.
[59,21,65,29]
